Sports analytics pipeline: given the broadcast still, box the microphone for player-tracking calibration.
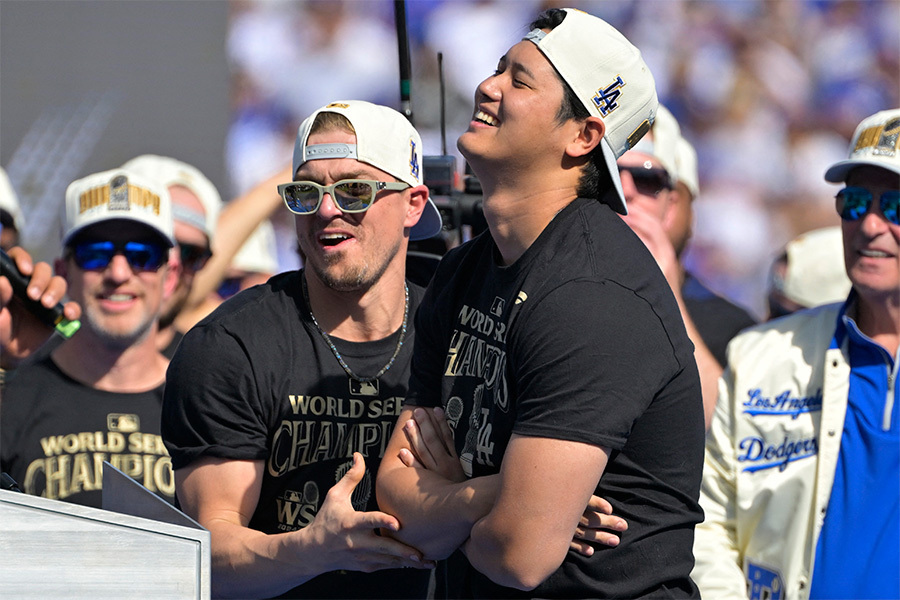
[0,249,81,339]
[1,472,23,493]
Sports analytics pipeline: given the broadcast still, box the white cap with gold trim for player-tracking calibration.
[62,168,174,247]
[825,108,900,182]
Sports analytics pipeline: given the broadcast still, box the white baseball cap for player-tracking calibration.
[824,108,900,182]
[0,166,24,231]
[62,168,175,247]
[292,101,443,241]
[121,154,222,245]
[674,135,700,199]
[779,226,851,308]
[231,219,278,275]
[524,8,658,215]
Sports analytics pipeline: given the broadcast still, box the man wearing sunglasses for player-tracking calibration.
[618,105,756,428]
[1,168,179,508]
[122,155,221,358]
[693,108,900,599]
[160,100,444,599]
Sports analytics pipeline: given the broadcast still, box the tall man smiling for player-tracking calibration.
[377,8,704,598]
[692,108,900,600]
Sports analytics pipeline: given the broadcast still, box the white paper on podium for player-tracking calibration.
[102,461,204,530]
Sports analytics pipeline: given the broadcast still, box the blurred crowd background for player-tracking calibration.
[3,0,899,319]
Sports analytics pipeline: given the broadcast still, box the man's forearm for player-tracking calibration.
[205,519,324,599]
[376,462,499,560]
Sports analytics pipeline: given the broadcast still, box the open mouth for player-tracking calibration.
[319,232,352,247]
[474,110,498,126]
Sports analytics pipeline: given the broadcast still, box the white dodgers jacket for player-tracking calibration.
[692,302,849,600]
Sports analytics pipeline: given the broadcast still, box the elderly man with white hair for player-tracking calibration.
[693,108,900,600]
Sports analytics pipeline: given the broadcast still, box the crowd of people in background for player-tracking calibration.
[226,0,899,317]
[1,1,898,599]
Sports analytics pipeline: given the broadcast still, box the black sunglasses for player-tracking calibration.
[178,242,212,272]
[71,240,168,272]
[836,187,900,226]
[618,164,673,197]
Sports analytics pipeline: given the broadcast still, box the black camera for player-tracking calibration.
[423,155,487,246]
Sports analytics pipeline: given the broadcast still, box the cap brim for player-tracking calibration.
[601,138,628,215]
[824,158,900,183]
[63,218,176,248]
[410,197,443,241]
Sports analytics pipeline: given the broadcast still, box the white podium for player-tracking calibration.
[0,464,209,599]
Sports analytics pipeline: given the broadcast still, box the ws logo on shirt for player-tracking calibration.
[276,481,321,531]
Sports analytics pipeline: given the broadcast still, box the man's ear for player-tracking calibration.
[565,116,605,159]
[161,249,181,300]
[403,184,430,231]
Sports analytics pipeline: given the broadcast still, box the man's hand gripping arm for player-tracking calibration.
[176,452,431,599]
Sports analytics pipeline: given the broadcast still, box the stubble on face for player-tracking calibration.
[84,300,157,350]
[309,244,399,292]
[75,265,164,351]
[295,128,408,294]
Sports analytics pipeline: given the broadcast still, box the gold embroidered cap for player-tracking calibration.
[62,168,174,247]
[825,108,900,182]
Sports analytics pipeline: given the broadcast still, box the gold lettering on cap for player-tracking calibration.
[854,119,900,157]
[78,185,161,215]
[79,185,111,214]
[128,185,161,215]
[326,102,350,109]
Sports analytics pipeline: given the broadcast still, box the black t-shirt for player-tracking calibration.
[681,271,757,366]
[409,198,705,598]
[1,357,174,508]
[162,270,430,599]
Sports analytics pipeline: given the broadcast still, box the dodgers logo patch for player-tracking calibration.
[592,76,625,117]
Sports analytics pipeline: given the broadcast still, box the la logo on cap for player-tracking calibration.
[592,76,626,117]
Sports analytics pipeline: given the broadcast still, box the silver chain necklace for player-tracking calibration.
[302,274,409,383]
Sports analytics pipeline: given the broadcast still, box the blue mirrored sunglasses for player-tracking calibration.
[836,187,900,226]
[71,240,168,271]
